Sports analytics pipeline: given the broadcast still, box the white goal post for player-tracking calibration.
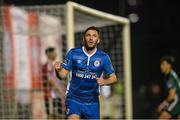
[66,1,132,119]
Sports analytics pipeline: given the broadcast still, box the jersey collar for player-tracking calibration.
[82,46,97,57]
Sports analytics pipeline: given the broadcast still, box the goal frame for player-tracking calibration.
[66,1,133,119]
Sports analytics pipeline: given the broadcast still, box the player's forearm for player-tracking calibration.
[166,96,174,102]
[166,89,176,102]
[55,62,69,80]
[55,69,67,80]
[166,94,175,102]
[104,75,117,85]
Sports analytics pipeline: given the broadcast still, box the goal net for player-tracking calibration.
[0,2,132,119]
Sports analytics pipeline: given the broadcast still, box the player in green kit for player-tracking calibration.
[158,56,180,119]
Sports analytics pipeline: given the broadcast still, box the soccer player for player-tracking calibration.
[54,26,117,119]
[42,47,66,118]
[158,56,180,119]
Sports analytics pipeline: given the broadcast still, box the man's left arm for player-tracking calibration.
[166,88,176,102]
[158,88,176,112]
[96,55,117,86]
[96,73,117,86]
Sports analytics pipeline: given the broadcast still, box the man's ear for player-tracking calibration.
[97,39,100,44]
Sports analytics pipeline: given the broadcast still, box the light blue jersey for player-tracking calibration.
[61,46,114,103]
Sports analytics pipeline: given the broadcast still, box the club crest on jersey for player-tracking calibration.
[94,60,100,67]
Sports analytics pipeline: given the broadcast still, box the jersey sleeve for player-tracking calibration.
[167,78,177,91]
[103,55,115,76]
[61,49,73,71]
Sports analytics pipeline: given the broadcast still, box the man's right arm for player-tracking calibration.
[55,61,69,80]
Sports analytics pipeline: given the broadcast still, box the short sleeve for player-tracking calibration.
[167,78,176,90]
[103,55,115,76]
[61,49,73,71]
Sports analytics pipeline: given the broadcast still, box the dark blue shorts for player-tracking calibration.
[66,99,100,119]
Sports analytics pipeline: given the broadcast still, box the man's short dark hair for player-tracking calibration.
[45,47,55,55]
[160,56,175,65]
[84,26,100,37]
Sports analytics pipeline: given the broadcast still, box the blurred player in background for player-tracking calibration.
[54,26,117,119]
[158,56,180,119]
[42,47,66,119]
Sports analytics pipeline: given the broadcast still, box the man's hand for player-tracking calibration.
[158,102,165,113]
[96,78,105,86]
[158,101,169,113]
[96,73,117,86]
[54,61,62,71]
[54,61,69,80]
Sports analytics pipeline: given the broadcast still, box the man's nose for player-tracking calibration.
[89,36,93,40]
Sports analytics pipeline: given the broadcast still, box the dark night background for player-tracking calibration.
[2,0,180,118]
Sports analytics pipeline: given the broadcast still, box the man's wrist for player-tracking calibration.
[56,67,62,72]
[163,100,169,106]
[103,79,107,85]
[55,64,62,72]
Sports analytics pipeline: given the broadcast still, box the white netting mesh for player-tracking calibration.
[0,4,126,119]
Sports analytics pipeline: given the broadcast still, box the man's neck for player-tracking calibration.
[84,46,97,55]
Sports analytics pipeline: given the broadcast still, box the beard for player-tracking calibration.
[84,40,98,51]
